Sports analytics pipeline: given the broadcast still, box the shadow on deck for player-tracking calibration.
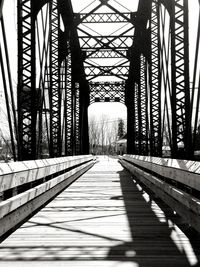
[0,156,200,266]
[108,166,200,266]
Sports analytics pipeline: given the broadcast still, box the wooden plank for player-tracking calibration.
[0,155,93,192]
[0,156,200,266]
[122,155,200,191]
[0,162,94,237]
[0,162,93,220]
[121,159,200,232]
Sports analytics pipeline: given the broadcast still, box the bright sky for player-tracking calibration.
[88,102,127,121]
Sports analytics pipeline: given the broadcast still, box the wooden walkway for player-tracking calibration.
[0,156,200,266]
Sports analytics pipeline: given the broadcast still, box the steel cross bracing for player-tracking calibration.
[75,12,135,24]
[125,0,193,159]
[17,0,37,160]
[49,0,61,157]
[0,0,198,160]
[16,0,89,160]
[139,54,148,155]
[75,1,135,102]
[89,81,125,104]
[170,0,192,158]
[149,0,162,156]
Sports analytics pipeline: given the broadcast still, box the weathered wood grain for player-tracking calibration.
[0,156,200,267]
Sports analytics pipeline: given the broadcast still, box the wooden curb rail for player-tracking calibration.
[0,155,95,238]
[120,154,200,233]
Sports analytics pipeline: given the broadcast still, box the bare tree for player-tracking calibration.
[89,115,101,154]
[89,114,121,154]
[106,119,118,154]
[99,114,108,153]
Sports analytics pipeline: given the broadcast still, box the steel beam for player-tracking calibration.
[17,0,37,160]
[170,0,192,159]
[89,82,125,104]
[49,0,62,157]
[75,12,135,24]
[149,0,162,157]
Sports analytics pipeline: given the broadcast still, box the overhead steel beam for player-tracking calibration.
[89,81,125,104]
[75,12,136,24]
[83,50,128,59]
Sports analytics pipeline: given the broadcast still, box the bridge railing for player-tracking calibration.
[120,154,200,233]
[0,155,95,239]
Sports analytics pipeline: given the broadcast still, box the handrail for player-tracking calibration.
[0,155,93,193]
[0,155,95,239]
[121,154,200,192]
[120,154,200,233]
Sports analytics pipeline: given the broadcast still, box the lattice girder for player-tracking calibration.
[75,12,135,24]
[149,0,162,156]
[140,54,148,155]
[49,0,62,157]
[79,35,134,50]
[89,82,125,104]
[18,0,37,160]
[76,1,135,82]
[85,63,129,80]
[84,50,128,59]
[170,0,191,158]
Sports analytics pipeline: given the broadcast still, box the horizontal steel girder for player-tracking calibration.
[89,81,125,104]
[75,12,136,24]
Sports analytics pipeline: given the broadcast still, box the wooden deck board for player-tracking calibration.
[0,156,200,266]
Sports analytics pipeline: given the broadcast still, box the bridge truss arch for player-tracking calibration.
[0,0,200,160]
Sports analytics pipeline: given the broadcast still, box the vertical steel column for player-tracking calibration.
[149,0,162,157]
[49,0,61,157]
[79,82,89,155]
[74,82,80,155]
[140,54,149,155]
[126,48,140,155]
[134,82,140,154]
[170,0,191,158]
[71,78,76,155]
[126,80,135,154]
[65,51,73,155]
[18,0,37,160]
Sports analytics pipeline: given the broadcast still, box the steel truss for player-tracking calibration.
[1,0,196,160]
[149,0,162,156]
[126,0,192,158]
[148,0,191,158]
[65,52,73,155]
[18,0,36,160]
[49,0,61,157]
[170,0,191,158]
[139,54,148,155]
[75,12,135,24]
[89,82,125,104]
[76,1,135,104]
[84,50,128,59]
[17,0,88,160]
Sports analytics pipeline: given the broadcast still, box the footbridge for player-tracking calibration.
[1,0,200,266]
[0,155,200,266]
